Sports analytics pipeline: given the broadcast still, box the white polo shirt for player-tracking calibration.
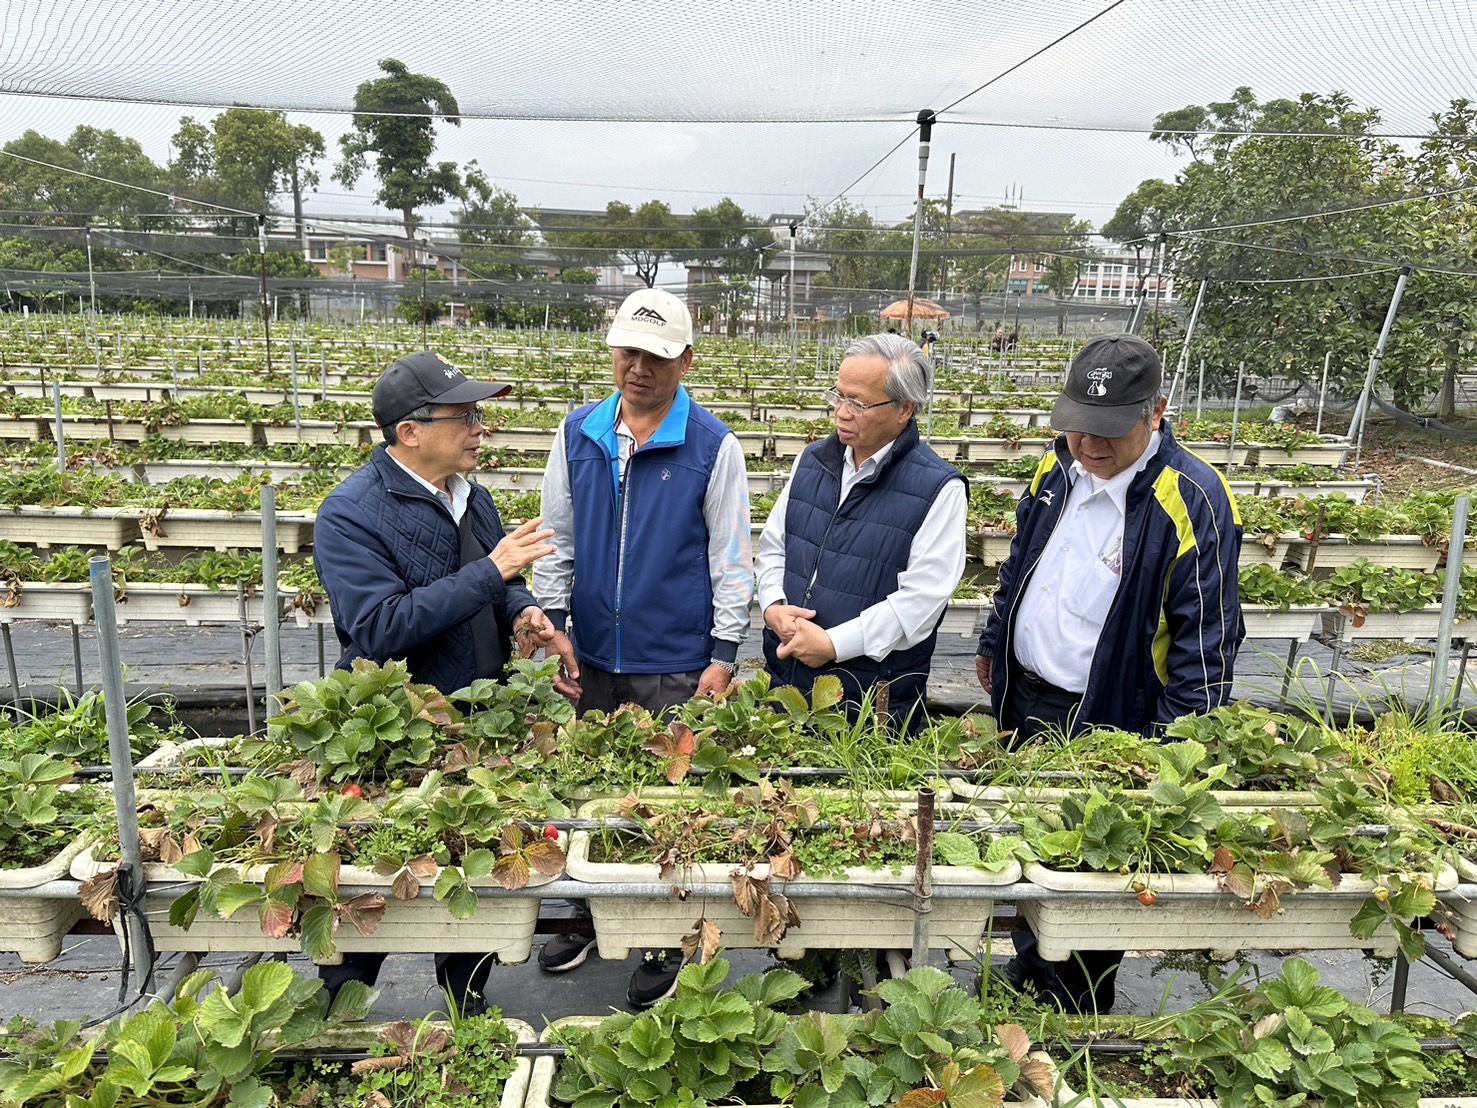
[1012,432,1161,693]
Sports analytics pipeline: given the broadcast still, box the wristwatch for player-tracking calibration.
[710,659,740,678]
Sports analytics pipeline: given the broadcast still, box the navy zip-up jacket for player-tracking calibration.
[313,445,536,693]
[977,423,1244,734]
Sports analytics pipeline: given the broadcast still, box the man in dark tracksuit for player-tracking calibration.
[976,333,1244,1014]
[757,332,968,730]
[314,350,579,1015]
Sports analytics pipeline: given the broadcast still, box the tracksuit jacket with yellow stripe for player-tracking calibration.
[977,423,1245,734]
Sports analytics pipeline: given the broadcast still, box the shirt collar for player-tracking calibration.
[1069,429,1162,511]
[843,437,895,479]
[387,450,471,513]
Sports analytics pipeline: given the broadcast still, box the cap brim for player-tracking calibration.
[1051,394,1143,438]
[605,324,687,360]
[431,378,512,405]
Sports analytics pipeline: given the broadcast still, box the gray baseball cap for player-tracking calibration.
[1051,334,1163,438]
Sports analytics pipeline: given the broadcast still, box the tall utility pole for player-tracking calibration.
[787,223,798,385]
[941,153,957,301]
[904,109,936,337]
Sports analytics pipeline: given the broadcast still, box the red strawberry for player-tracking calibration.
[341,783,364,799]
[543,823,560,840]
[1138,889,1158,906]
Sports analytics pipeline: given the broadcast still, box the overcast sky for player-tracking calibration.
[1,0,1472,231]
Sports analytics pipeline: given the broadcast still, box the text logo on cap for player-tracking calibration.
[632,306,668,325]
[1085,368,1112,397]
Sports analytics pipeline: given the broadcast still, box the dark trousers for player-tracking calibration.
[576,664,702,716]
[318,951,494,1014]
[556,663,701,948]
[1001,661,1123,1015]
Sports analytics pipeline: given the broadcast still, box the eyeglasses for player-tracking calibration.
[415,406,485,430]
[822,388,900,416]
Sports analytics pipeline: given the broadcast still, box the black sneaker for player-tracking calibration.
[539,933,597,973]
[626,950,683,1009]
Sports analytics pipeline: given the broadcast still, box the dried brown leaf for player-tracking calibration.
[681,917,723,963]
[994,1023,1031,1062]
[768,850,802,880]
[731,872,762,916]
[79,869,120,923]
[392,868,420,901]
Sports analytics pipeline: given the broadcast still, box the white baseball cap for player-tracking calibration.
[605,288,693,359]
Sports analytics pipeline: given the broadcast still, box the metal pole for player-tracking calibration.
[86,227,97,317]
[1,623,20,707]
[289,341,302,441]
[1428,494,1470,727]
[258,215,274,375]
[52,382,65,470]
[261,485,283,715]
[788,224,798,388]
[71,625,83,695]
[1348,265,1411,465]
[1165,280,1206,411]
[89,555,152,993]
[1195,358,1205,420]
[1227,360,1246,473]
[239,582,257,736]
[1315,350,1333,437]
[903,110,936,337]
[911,786,935,967]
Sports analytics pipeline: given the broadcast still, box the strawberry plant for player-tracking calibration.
[1154,957,1430,1108]
[269,658,454,783]
[551,954,805,1108]
[1237,563,1321,610]
[1318,559,1441,617]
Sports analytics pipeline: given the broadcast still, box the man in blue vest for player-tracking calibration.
[533,287,755,1006]
[756,332,968,729]
[975,332,1243,1014]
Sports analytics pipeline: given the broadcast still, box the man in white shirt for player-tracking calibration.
[756,333,967,729]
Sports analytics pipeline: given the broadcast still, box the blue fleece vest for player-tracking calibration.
[764,421,964,719]
[564,387,731,674]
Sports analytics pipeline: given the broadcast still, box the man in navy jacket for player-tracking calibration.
[975,333,1243,1014]
[314,350,578,1015]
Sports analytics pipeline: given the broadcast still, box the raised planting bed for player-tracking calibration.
[1181,442,1253,468]
[956,438,1051,464]
[0,415,46,441]
[938,597,990,637]
[155,419,260,447]
[0,834,91,962]
[1250,443,1352,469]
[1288,536,1442,574]
[136,507,315,553]
[1239,604,1325,642]
[1238,534,1294,569]
[114,582,283,626]
[1320,607,1477,644]
[260,420,373,447]
[71,847,556,962]
[45,417,151,443]
[0,506,141,550]
[1019,861,1457,961]
[0,581,93,623]
[1449,855,1477,960]
[563,824,1019,961]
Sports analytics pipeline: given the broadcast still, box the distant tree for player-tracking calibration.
[334,58,462,239]
[327,241,366,277]
[544,200,696,287]
[455,164,534,280]
[559,266,598,284]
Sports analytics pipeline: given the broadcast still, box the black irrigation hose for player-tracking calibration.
[1372,394,1477,441]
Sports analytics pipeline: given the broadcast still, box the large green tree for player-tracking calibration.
[1107,89,1477,406]
[334,58,462,239]
[170,109,325,240]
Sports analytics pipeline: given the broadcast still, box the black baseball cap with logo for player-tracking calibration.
[371,351,512,429]
[1050,334,1163,438]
